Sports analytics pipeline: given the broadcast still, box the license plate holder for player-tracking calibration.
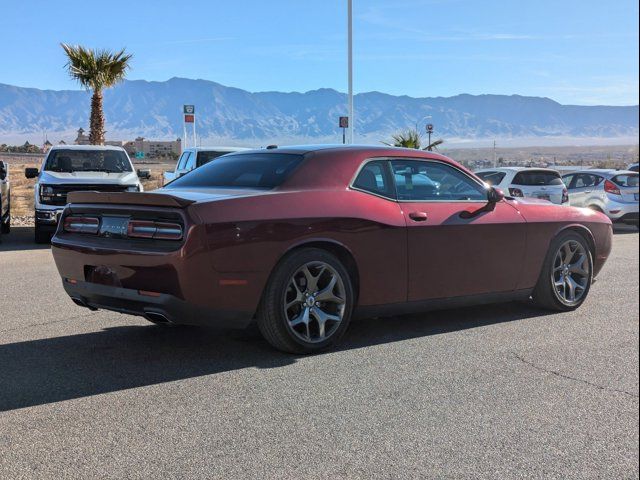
[99,216,130,239]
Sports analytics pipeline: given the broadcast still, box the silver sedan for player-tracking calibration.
[562,169,639,227]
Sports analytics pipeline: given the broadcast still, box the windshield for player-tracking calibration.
[44,149,132,173]
[165,152,304,189]
[512,170,563,186]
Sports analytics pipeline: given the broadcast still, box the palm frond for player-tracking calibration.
[386,128,422,149]
[61,43,132,91]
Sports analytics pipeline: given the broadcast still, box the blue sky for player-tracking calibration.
[1,0,637,105]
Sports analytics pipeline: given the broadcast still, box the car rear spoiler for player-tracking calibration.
[67,191,195,208]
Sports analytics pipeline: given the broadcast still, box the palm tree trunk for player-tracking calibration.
[89,89,105,145]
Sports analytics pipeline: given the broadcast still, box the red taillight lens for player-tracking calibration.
[508,187,524,197]
[63,216,99,234]
[562,188,569,203]
[604,180,621,195]
[127,220,183,240]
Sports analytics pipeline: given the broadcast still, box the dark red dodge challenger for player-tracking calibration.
[52,145,613,353]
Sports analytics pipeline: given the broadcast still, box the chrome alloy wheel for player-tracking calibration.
[552,239,590,304]
[283,261,346,343]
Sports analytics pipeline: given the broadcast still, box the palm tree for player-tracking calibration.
[383,128,422,149]
[61,44,132,145]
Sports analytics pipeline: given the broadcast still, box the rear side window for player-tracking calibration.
[512,170,563,186]
[476,171,506,186]
[611,173,639,187]
[353,161,394,198]
[165,153,304,189]
[571,173,603,189]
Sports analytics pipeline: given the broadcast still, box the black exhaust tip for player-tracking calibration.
[71,297,98,311]
[144,311,172,324]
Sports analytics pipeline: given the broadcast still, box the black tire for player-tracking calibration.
[34,223,52,244]
[1,197,10,234]
[257,248,354,354]
[532,231,593,311]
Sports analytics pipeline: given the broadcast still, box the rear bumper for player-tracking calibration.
[62,279,253,328]
[605,199,638,222]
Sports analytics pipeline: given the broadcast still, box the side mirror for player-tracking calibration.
[0,162,7,180]
[25,167,39,179]
[487,187,505,204]
[137,168,151,179]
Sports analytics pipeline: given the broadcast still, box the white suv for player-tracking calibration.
[163,147,248,184]
[25,145,143,243]
[475,167,569,205]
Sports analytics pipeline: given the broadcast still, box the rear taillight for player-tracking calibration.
[562,188,569,204]
[604,180,621,195]
[127,220,183,240]
[508,187,524,197]
[63,216,99,234]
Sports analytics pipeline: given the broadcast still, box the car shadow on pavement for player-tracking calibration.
[0,226,50,252]
[613,224,639,235]
[0,301,551,412]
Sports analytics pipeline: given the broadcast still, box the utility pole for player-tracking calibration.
[347,0,353,144]
[493,139,497,167]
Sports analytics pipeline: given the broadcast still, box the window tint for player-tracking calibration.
[573,173,602,189]
[353,161,394,198]
[611,173,639,187]
[196,151,228,168]
[44,149,132,173]
[391,160,486,201]
[562,174,575,189]
[512,170,563,186]
[476,171,506,186]
[165,153,304,189]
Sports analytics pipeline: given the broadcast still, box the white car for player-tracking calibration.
[163,147,249,184]
[475,167,569,205]
[25,145,144,243]
[0,161,10,237]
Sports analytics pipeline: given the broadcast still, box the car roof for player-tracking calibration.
[48,144,126,152]
[568,169,637,175]
[226,144,455,157]
[475,167,558,173]
[183,146,250,153]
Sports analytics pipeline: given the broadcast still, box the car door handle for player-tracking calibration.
[409,211,428,222]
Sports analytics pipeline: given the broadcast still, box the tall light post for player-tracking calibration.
[347,0,353,144]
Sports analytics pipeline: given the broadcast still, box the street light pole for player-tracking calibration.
[347,0,353,144]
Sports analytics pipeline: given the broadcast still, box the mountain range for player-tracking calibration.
[0,77,637,145]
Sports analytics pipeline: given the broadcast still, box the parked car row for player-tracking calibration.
[1,148,637,247]
[3,143,634,352]
[474,166,639,227]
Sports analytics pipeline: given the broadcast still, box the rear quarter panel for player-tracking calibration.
[508,200,613,288]
[190,189,407,308]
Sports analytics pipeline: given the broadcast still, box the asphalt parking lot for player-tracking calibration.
[1,226,638,479]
